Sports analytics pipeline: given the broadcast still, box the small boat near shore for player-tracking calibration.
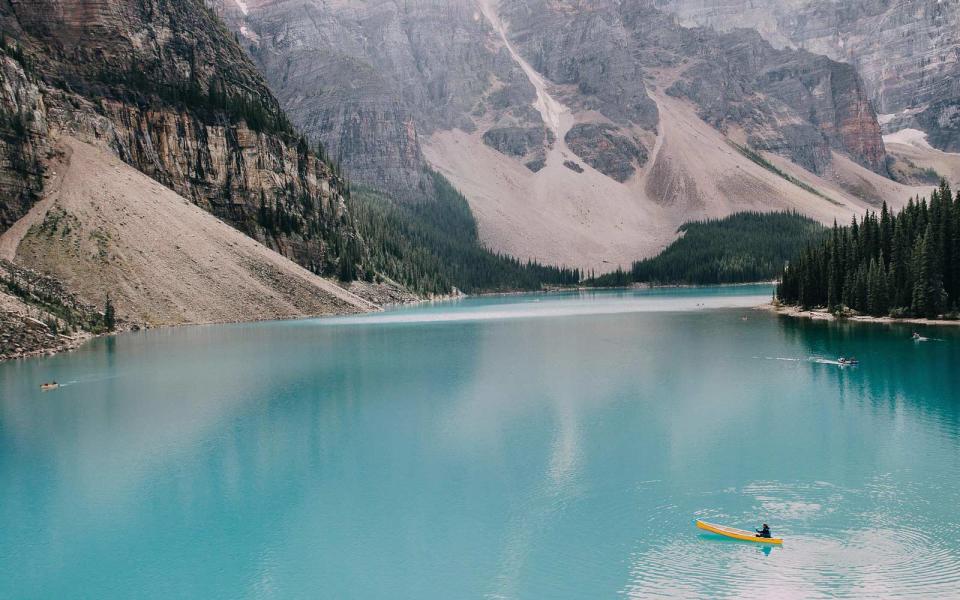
[838,357,859,366]
[695,519,783,545]
[40,382,59,391]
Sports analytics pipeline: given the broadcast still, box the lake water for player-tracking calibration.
[2,285,959,599]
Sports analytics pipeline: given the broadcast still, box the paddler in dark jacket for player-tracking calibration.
[755,524,771,538]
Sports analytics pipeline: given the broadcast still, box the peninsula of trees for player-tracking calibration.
[777,182,960,319]
[589,212,825,286]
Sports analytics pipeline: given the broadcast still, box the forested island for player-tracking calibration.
[777,182,960,319]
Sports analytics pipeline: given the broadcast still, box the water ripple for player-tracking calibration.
[622,480,960,599]
[624,524,960,599]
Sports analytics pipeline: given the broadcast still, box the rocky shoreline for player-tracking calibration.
[0,273,441,363]
[0,316,93,362]
[764,303,960,328]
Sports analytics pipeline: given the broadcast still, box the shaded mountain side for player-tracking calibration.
[0,0,362,279]
[655,0,960,153]
[0,0,392,360]
[0,45,47,232]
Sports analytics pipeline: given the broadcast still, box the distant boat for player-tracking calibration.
[695,519,783,545]
[838,357,859,365]
[40,382,59,391]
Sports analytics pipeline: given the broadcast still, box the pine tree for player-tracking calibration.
[952,190,960,308]
[104,295,116,331]
[866,257,889,317]
[827,222,842,309]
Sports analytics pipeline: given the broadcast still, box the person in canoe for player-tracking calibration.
[755,524,772,539]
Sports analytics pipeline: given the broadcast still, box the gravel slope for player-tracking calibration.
[10,137,376,328]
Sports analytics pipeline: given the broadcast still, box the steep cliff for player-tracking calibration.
[0,46,48,232]
[655,0,960,152]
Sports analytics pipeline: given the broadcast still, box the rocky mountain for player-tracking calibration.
[0,0,366,275]
[500,0,888,175]
[654,0,960,152]
[0,0,387,358]
[209,0,542,199]
[214,0,926,269]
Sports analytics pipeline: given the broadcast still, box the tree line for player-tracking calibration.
[349,171,582,295]
[588,212,825,287]
[777,181,960,318]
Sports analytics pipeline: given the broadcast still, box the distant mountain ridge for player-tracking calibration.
[212,0,929,270]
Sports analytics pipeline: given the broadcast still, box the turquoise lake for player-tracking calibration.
[2,285,959,599]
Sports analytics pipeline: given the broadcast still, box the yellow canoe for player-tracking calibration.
[696,519,783,545]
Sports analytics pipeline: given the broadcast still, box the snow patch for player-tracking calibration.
[876,113,896,125]
[239,25,260,43]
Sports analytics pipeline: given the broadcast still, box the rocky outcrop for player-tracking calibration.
[916,101,960,153]
[482,125,549,171]
[655,0,960,151]
[500,2,660,132]
[564,123,648,182]
[501,0,887,175]
[665,46,886,174]
[0,259,101,360]
[482,126,545,157]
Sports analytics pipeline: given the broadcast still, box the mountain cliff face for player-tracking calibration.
[0,49,47,232]
[0,0,391,359]
[655,0,960,151]
[217,0,887,184]
[213,0,912,269]
[0,0,360,275]
[210,0,547,199]
[500,0,887,175]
